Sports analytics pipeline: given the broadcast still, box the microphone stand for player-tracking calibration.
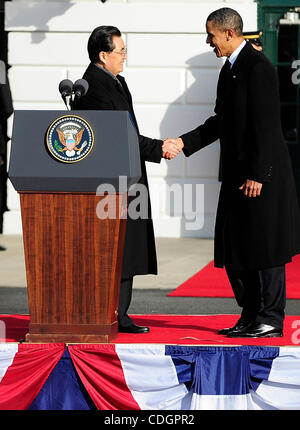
[67,94,73,111]
[61,93,72,111]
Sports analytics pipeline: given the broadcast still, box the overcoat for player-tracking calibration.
[74,64,163,278]
[181,42,300,271]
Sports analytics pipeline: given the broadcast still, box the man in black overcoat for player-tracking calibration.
[165,8,300,338]
[74,26,182,333]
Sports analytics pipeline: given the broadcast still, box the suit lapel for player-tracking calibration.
[216,60,234,114]
[216,42,253,114]
[117,75,139,130]
[230,42,252,76]
[117,75,132,104]
[114,80,129,104]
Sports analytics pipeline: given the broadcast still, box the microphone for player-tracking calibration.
[73,79,89,98]
[59,79,73,110]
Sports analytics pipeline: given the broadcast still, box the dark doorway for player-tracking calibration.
[258,2,300,205]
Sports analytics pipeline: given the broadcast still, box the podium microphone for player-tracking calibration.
[73,79,89,101]
[59,79,73,110]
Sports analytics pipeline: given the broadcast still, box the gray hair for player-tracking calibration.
[207,8,243,36]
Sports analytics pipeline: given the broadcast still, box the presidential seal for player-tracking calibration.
[46,115,94,163]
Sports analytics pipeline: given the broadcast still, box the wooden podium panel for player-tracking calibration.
[20,192,127,343]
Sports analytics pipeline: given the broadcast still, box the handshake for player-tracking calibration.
[162,137,184,160]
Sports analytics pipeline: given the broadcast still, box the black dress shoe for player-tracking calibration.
[227,322,283,338]
[0,245,6,251]
[119,324,150,334]
[218,320,251,335]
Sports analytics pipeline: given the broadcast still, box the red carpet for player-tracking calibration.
[168,255,300,298]
[1,314,300,346]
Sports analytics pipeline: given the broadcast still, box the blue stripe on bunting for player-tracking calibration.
[166,346,279,396]
[248,346,280,391]
[28,349,96,410]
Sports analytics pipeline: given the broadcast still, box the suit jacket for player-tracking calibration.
[74,63,163,277]
[181,42,300,271]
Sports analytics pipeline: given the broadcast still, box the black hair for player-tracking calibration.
[87,25,122,63]
[207,8,243,36]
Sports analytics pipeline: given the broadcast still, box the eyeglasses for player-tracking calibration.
[112,48,127,56]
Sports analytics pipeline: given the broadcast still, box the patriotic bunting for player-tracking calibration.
[1,344,300,410]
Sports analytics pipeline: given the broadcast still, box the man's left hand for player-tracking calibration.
[239,179,263,197]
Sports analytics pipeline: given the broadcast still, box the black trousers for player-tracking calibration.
[118,277,134,327]
[225,265,286,330]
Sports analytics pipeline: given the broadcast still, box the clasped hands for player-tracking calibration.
[162,137,184,160]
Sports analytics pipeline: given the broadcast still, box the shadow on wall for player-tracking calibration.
[5,1,75,43]
[158,52,223,238]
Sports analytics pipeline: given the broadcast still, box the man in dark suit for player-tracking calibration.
[165,8,300,338]
[74,26,182,333]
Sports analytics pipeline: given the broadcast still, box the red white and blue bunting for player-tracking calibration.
[0,344,299,410]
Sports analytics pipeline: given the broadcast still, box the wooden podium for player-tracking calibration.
[9,110,141,343]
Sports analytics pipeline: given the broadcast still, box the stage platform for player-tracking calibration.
[0,313,300,411]
[1,313,300,346]
[0,237,299,411]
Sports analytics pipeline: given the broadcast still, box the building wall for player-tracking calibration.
[4,0,257,237]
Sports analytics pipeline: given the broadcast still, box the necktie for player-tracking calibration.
[224,59,231,72]
[116,78,130,103]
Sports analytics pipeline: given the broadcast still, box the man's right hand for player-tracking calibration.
[162,138,184,159]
